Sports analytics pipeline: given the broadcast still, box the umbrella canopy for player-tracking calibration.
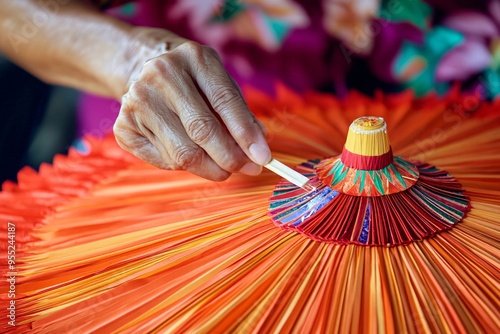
[1,85,499,333]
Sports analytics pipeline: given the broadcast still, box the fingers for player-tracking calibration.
[115,82,231,181]
[161,73,262,176]
[181,42,272,166]
[113,124,168,170]
[141,45,263,176]
[144,97,234,181]
[114,39,269,181]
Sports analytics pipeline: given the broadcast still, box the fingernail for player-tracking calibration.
[239,162,262,176]
[249,143,271,165]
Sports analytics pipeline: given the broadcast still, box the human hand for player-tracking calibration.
[114,30,270,181]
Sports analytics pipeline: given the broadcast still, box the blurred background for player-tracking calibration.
[0,56,77,183]
[1,0,499,183]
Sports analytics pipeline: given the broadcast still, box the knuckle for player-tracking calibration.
[123,82,150,108]
[181,40,203,57]
[113,129,128,150]
[219,155,244,173]
[116,100,140,128]
[211,86,242,113]
[229,122,249,139]
[143,55,178,79]
[212,171,231,182]
[113,116,132,146]
[113,117,124,137]
[113,128,136,153]
[201,45,220,61]
[146,56,167,70]
[179,42,221,66]
[186,116,218,144]
[113,108,146,152]
[172,146,203,169]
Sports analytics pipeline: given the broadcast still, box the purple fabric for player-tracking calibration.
[490,0,500,27]
[436,10,498,83]
[78,0,334,136]
[77,94,120,138]
[76,0,500,137]
[442,11,499,38]
[222,28,332,94]
[368,20,423,83]
[436,39,492,82]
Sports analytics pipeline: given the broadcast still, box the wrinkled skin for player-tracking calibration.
[115,38,270,181]
[0,1,270,181]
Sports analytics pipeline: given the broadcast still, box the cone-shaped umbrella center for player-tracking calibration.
[317,116,418,197]
[341,116,394,171]
[269,116,469,246]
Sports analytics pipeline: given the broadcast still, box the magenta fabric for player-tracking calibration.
[368,21,423,84]
[76,0,500,138]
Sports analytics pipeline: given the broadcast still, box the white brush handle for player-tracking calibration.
[264,158,311,189]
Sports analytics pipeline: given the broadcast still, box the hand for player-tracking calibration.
[114,31,271,181]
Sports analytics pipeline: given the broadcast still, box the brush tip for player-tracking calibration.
[301,183,316,192]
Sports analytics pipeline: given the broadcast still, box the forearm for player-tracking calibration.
[0,0,175,100]
[0,0,272,181]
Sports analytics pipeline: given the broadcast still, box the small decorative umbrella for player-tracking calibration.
[1,85,499,333]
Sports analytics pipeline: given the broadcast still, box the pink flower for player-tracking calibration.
[437,10,498,82]
[168,0,309,51]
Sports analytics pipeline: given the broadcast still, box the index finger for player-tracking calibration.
[186,45,271,166]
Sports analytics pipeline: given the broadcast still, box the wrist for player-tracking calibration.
[120,27,189,99]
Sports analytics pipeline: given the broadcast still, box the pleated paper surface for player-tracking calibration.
[1,85,499,333]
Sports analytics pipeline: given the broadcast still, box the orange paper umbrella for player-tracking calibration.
[1,85,499,333]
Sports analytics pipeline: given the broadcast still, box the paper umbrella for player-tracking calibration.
[1,85,499,333]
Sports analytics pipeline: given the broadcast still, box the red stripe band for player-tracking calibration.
[340,147,394,170]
